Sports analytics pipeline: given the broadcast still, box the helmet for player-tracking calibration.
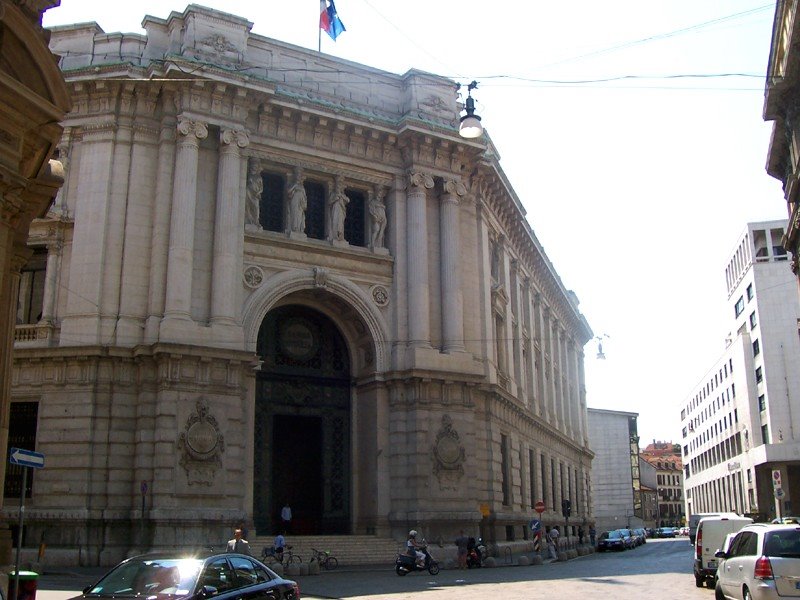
[409,530,417,537]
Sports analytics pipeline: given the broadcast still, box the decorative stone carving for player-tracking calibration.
[177,397,225,486]
[177,118,208,140]
[243,265,264,288]
[368,187,387,250]
[286,167,307,235]
[328,176,349,242]
[245,157,263,227]
[221,128,249,149]
[443,178,467,198]
[371,285,389,307]
[432,414,466,489]
[407,170,435,190]
[313,266,328,288]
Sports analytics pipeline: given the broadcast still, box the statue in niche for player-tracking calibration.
[369,188,387,248]
[286,168,307,234]
[328,178,349,241]
[245,158,263,227]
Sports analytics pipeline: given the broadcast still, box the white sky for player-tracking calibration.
[43,1,788,446]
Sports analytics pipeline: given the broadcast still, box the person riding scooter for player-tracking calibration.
[407,530,426,568]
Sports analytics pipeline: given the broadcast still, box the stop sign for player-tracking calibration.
[534,500,546,513]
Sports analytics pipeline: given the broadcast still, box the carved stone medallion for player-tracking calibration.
[432,414,466,489]
[243,265,264,288]
[177,398,225,486]
[371,285,389,307]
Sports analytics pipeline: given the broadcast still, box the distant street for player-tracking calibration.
[36,538,712,600]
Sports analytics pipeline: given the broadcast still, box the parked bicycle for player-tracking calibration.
[262,544,302,565]
[309,548,338,570]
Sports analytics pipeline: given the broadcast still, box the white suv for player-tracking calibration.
[714,523,800,600]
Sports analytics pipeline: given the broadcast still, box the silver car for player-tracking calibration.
[715,523,800,600]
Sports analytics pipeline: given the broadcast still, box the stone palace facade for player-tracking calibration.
[6,5,594,565]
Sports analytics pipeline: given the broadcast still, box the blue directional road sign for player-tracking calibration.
[529,518,541,533]
[8,447,44,469]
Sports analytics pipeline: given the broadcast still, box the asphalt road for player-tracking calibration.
[34,538,710,600]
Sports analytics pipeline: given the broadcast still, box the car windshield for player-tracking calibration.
[87,558,204,597]
[607,531,623,539]
[764,530,800,558]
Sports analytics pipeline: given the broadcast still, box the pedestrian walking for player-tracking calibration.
[578,525,585,544]
[547,526,559,560]
[589,525,597,546]
[281,502,292,533]
[455,530,469,569]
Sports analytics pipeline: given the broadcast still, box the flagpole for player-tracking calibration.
[318,1,322,52]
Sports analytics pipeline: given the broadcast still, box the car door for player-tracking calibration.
[721,531,757,599]
[227,556,281,600]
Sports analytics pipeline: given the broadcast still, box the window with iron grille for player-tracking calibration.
[4,402,38,498]
[344,189,366,247]
[304,180,326,240]
[260,172,285,233]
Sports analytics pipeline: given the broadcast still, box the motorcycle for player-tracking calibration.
[395,544,440,576]
[466,537,486,569]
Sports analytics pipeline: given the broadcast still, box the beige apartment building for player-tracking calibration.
[6,5,594,565]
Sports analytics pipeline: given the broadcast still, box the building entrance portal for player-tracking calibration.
[254,305,351,535]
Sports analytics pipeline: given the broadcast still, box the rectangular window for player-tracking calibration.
[762,424,770,444]
[501,434,510,506]
[734,296,745,317]
[304,180,327,240]
[752,338,760,357]
[755,366,763,383]
[758,395,766,412]
[4,402,38,498]
[344,188,366,247]
[260,172,285,232]
[541,455,548,507]
[749,311,757,329]
[746,283,754,301]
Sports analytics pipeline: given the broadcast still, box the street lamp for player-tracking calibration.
[459,81,483,139]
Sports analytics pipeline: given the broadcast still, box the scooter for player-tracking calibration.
[395,544,440,576]
[466,537,486,569]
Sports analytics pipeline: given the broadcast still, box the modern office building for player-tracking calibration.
[680,220,800,522]
[588,408,642,532]
[5,5,594,565]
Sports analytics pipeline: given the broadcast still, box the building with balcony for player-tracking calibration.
[679,220,800,522]
[641,442,685,527]
[5,5,594,565]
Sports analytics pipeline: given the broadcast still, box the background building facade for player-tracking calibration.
[640,442,684,527]
[5,6,594,565]
[588,409,641,532]
[680,221,800,522]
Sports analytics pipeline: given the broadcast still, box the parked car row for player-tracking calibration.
[597,528,647,552]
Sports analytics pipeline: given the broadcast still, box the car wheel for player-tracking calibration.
[695,575,704,588]
[715,582,725,600]
[743,587,752,600]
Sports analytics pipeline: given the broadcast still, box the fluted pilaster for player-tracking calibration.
[440,178,466,353]
[164,118,207,321]
[211,127,249,325]
[406,170,434,347]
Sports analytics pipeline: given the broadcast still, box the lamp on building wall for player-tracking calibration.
[595,334,610,359]
[459,81,483,139]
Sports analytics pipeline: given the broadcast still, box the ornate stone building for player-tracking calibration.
[7,5,593,565]
[0,0,70,564]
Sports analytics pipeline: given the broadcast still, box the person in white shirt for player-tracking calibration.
[226,528,251,555]
[281,503,292,533]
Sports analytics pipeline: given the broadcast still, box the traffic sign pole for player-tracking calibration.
[9,448,44,600]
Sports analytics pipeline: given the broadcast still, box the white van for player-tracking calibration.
[693,514,753,588]
[688,512,739,544]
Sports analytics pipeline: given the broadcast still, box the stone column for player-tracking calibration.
[40,238,62,324]
[211,127,249,326]
[406,171,434,347]
[164,118,207,321]
[145,114,176,342]
[440,179,466,353]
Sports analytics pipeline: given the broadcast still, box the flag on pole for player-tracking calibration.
[320,0,346,41]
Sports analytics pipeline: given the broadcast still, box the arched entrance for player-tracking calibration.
[253,304,351,535]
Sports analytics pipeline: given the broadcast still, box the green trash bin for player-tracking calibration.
[8,571,38,600]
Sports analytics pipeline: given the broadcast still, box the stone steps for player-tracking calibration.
[249,535,403,567]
